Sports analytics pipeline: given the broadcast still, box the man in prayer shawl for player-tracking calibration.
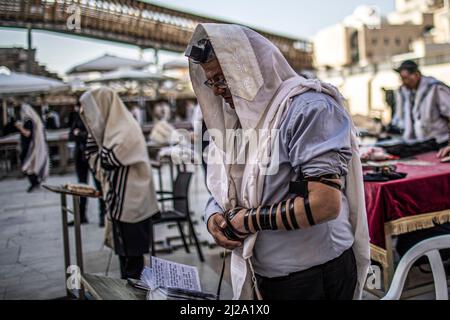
[15,103,49,192]
[79,87,159,279]
[391,60,450,158]
[69,101,107,227]
[185,24,370,300]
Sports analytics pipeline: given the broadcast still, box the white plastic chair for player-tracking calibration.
[382,235,450,300]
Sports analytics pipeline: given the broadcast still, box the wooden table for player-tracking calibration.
[81,274,147,300]
[42,184,101,299]
[81,261,233,300]
[363,152,450,297]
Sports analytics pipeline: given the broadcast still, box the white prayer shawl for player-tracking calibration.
[20,103,49,180]
[393,76,450,143]
[80,87,159,223]
[188,24,370,300]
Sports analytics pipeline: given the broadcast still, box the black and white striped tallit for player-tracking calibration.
[80,87,159,224]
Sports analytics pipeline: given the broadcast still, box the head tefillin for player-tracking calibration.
[185,38,216,64]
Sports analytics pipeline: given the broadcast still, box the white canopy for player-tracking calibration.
[162,58,188,70]
[85,69,174,83]
[0,67,69,96]
[67,54,151,74]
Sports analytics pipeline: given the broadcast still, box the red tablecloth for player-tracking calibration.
[364,152,450,248]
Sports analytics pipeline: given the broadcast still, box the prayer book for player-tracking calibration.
[139,256,216,300]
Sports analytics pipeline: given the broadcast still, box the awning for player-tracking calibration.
[0,67,70,96]
[85,69,174,83]
[67,54,151,74]
[162,58,188,70]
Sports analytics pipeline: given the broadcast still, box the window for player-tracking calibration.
[384,38,390,45]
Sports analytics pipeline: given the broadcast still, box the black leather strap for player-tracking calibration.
[288,199,299,229]
[270,203,277,230]
[306,176,342,191]
[304,195,316,226]
[223,225,242,241]
[259,205,271,230]
[289,172,341,228]
[244,209,251,233]
[261,206,267,231]
[256,206,264,231]
[290,174,342,194]
[319,179,342,190]
[223,208,250,241]
[289,180,308,196]
[227,207,241,220]
[280,201,291,230]
[252,207,259,232]
[315,174,340,179]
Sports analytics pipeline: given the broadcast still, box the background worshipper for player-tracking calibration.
[79,87,159,279]
[153,100,171,122]
[128,104,144,126]
[3,115,18,136]
[43,108,60,130]
[186,24,370,300]
[387,60,450,268]
[15,103,49,193]
[390,60,450,158]
[40,95,60,130]
[3,103,19,136]
[68,102,106,227]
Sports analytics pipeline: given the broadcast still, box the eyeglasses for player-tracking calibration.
[204,77,228,89]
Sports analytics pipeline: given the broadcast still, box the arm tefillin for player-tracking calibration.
[222,207,249,241]
[223,174,342,241]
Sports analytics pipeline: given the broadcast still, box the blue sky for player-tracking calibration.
[0,0,395,76]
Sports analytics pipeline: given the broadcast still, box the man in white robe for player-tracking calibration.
[185,24,370,300]
[391,60,450,158]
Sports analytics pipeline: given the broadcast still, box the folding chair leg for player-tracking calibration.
[177,222,191,254]
[187,217,205,262]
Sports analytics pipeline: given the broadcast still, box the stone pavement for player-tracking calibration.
[0,165,228,300]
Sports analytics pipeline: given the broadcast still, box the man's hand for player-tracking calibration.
[437,146,450,159]
[207,213,243,250]
[15,121,31,138]
[14,121,23,129]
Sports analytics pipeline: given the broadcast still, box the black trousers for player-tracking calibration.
[118,256,144,280]
[27,174,39,187]
[92,174,106,225]
[21,150,39,188]
[112,218,151,279]
[256,248,357,300]
[74,149,106,223]
[75,150,89,222]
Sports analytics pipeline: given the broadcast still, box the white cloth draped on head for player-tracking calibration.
[20,103,49,180]
[188,23,370,300]
[79,87,159,223]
